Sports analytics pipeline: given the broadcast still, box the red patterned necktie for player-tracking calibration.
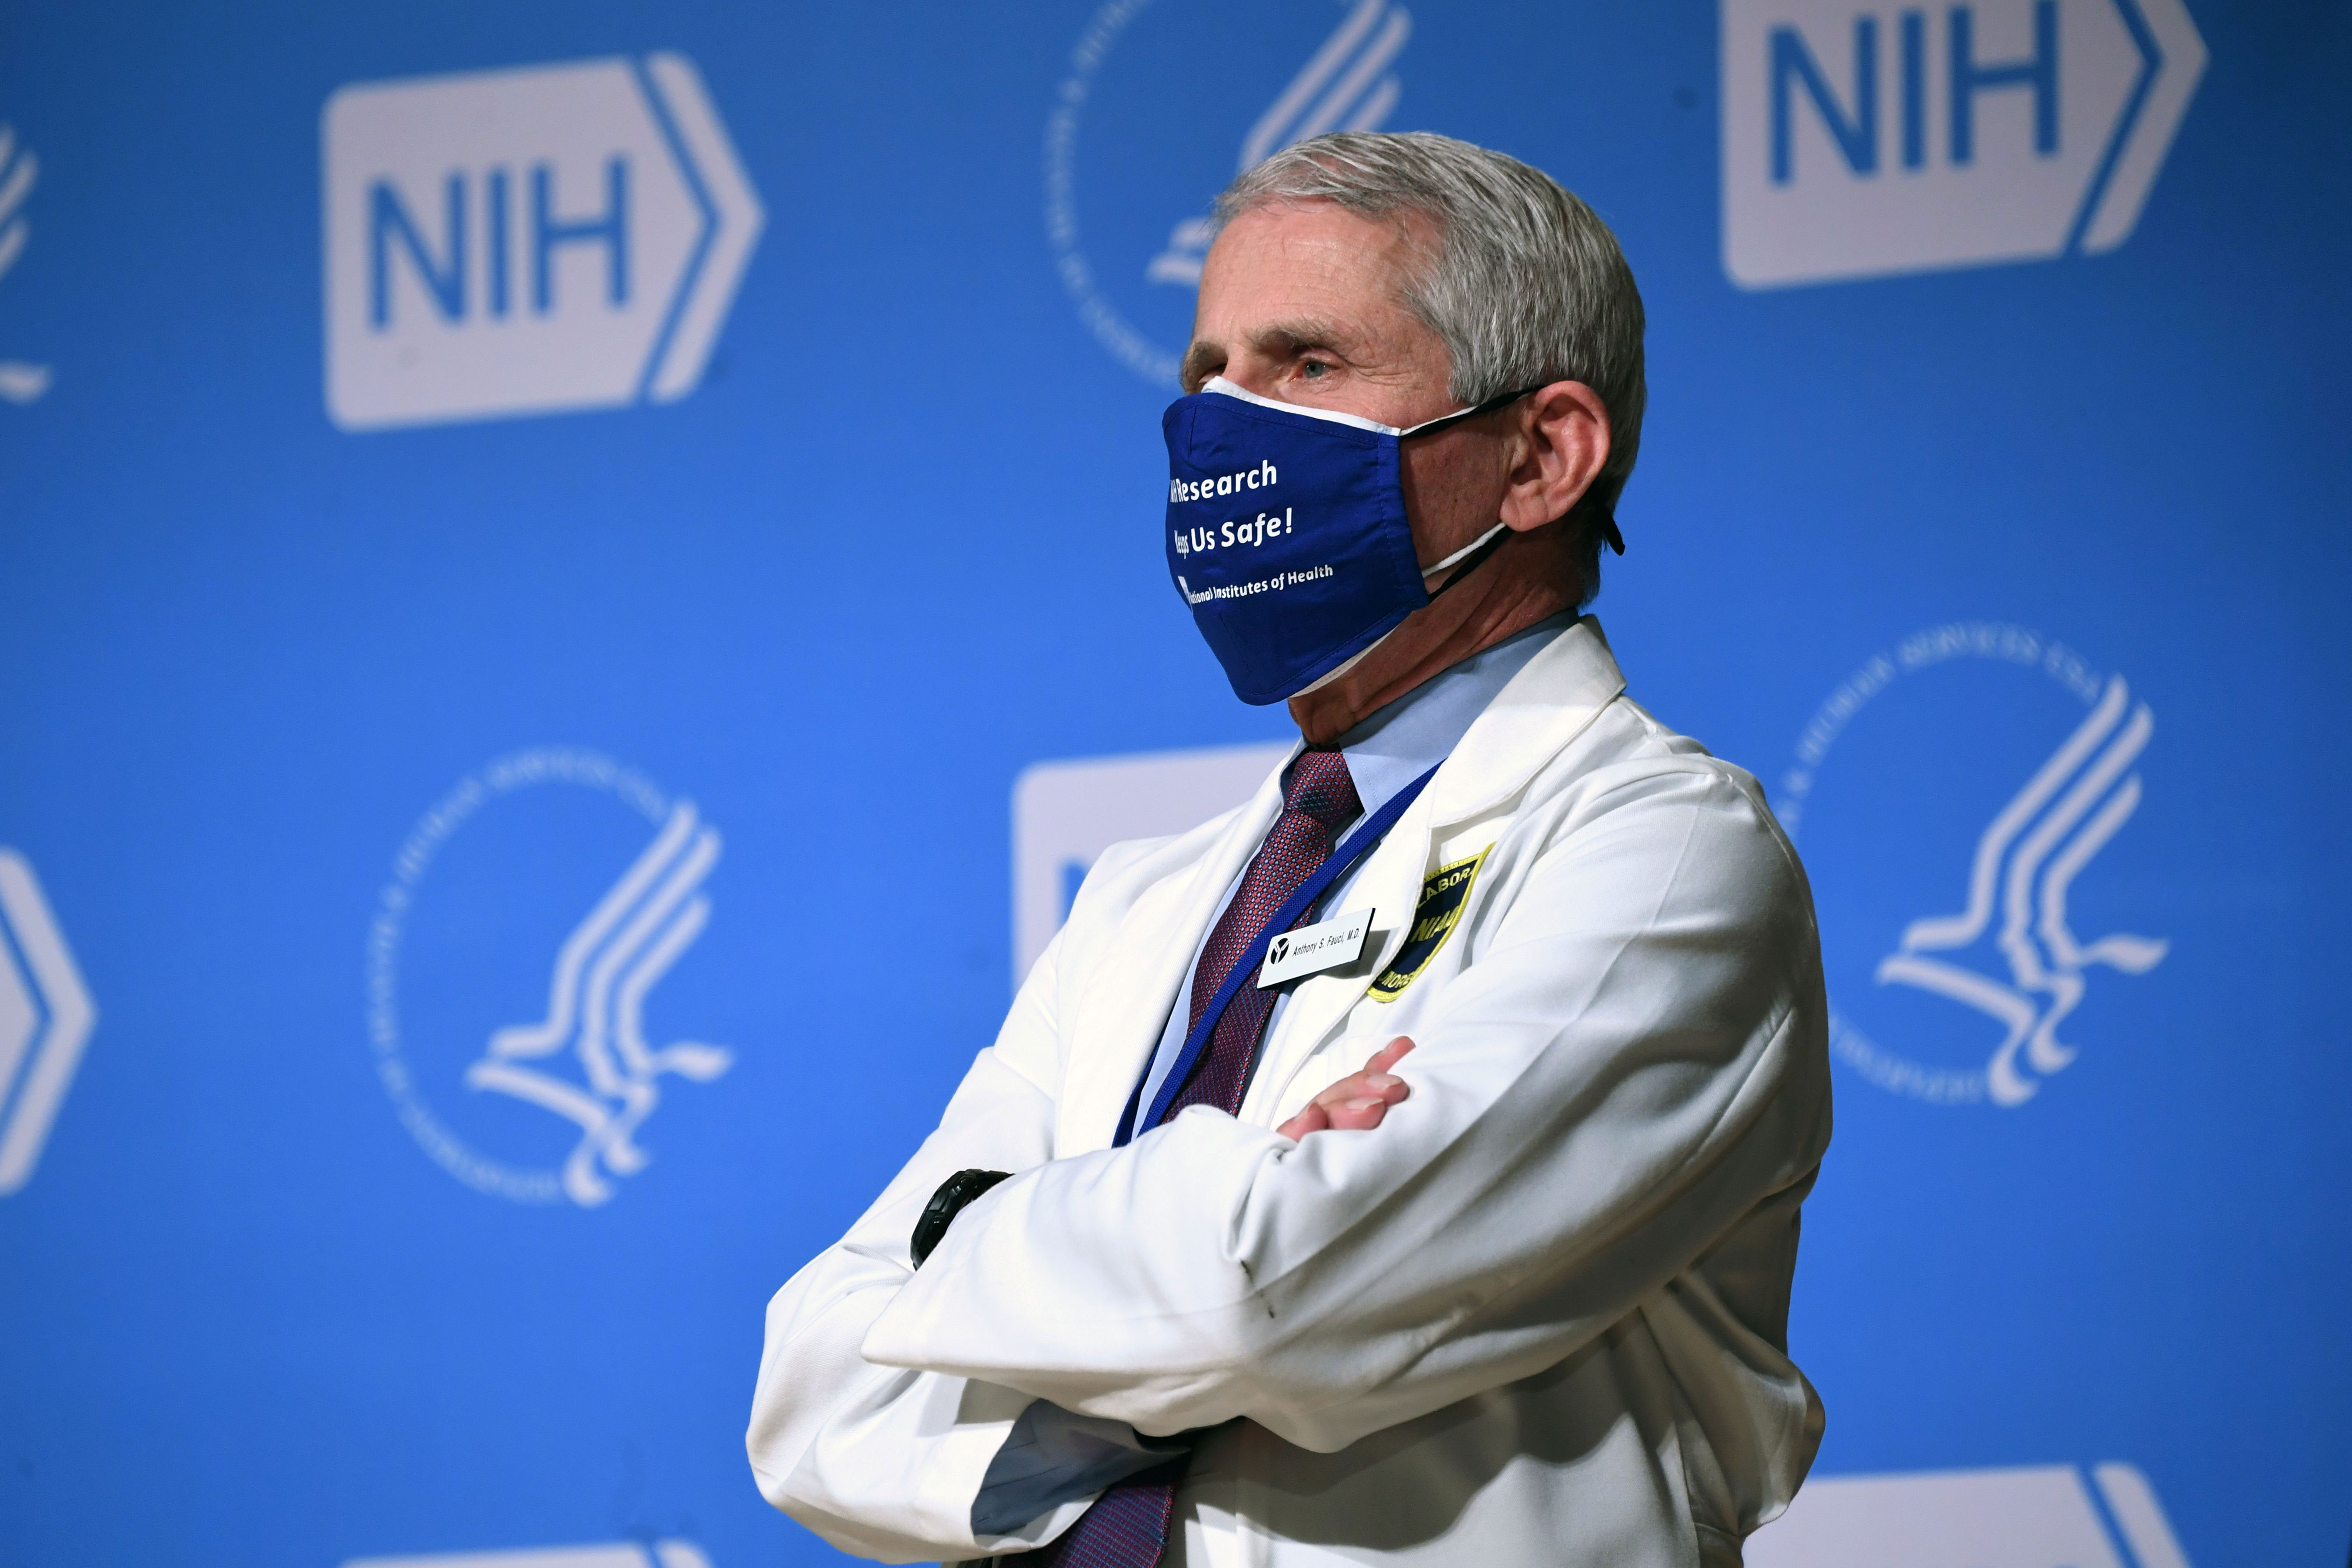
[1016,748,1361,1568]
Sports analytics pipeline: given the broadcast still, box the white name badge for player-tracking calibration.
[1258,908,1376,989]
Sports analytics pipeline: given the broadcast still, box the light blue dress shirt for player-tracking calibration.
[970,612,1577,1538]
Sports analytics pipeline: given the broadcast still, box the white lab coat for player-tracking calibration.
[748,618,1832,1567]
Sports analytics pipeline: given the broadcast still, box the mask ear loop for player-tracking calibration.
[1401,385,1535,603]
[1426,494,1624,604]
[1399,383,1549,439]
[1423,524,1511,600]
[1406,385,1627,593]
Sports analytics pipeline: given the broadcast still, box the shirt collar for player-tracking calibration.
[1331,610,1580,820]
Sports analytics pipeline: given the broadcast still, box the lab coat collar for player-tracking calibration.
[1420,614,1625,828]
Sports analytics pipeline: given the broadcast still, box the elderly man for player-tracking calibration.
[749,132,1831,1568]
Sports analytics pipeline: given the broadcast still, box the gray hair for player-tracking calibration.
[1216,131,1645,597]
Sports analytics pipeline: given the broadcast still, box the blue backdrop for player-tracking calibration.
[1,2,2345,1564]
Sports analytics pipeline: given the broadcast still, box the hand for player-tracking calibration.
[1277,1037,1416,1141]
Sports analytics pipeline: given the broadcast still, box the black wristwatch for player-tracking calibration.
[910,1168,1011,1268]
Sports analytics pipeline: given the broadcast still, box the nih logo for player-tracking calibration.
[322,54,763,430]
[1012,742,1293,985]
[1748,1461,2194,1568]
[344,1541,715,1568]
[1723,0,2205,287]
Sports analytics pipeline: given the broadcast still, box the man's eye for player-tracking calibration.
[1300,361,1331,380]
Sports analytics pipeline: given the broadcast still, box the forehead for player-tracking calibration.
[1193,200,1430,336]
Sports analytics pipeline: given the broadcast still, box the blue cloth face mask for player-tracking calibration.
[1163,376,1621,705]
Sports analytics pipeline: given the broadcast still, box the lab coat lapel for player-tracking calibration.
[1243,618,1629,1120]
[1055,759,1291,1156]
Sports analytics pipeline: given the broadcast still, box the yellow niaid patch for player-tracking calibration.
[1369,847,1489,1001]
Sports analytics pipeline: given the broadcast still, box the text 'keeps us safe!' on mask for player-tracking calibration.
[1163,376,1580,705]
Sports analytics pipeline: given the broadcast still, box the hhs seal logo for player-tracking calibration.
[1780,624,2168,1105]
[1047,0,1413,385]
[367,748,733,1204]
[0,120,52,405]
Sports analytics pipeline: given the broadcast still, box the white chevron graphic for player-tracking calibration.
[0,848,95,1193]
[1146,0,1413,287]
[1875,676,2168,1105]
[465,802,731,1205]
[0,123,51,405]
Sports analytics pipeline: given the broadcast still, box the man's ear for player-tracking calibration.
[1499,381,1611,532]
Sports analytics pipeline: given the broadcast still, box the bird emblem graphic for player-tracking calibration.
[1874,675,2169,1105]
[0,122,51,406]
[466,802,732,1204]
[1146,0,1413,287]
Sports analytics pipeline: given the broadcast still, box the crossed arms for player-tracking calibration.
[747,761,1828,1561]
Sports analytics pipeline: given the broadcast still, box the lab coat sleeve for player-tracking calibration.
[746,931,1084,1562]
[861,759,1833,1454]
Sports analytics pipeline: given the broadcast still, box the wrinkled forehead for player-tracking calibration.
[1185,200,1444,385]
[1200,197,1434,317]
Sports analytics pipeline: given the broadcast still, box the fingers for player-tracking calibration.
[1312,1069,1403,1114]
[1277,1102,1331,1141]
[1321,1094,1392,1132]
[1282,1037,1420,1141]
[1282,1091,1384,1140]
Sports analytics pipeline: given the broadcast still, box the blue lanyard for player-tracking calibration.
[1113,761,1442,1147]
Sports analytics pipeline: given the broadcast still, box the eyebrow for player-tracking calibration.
[1180,339,1222,392]
[1251,317,1349,357]
[1181,317,1358,392]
